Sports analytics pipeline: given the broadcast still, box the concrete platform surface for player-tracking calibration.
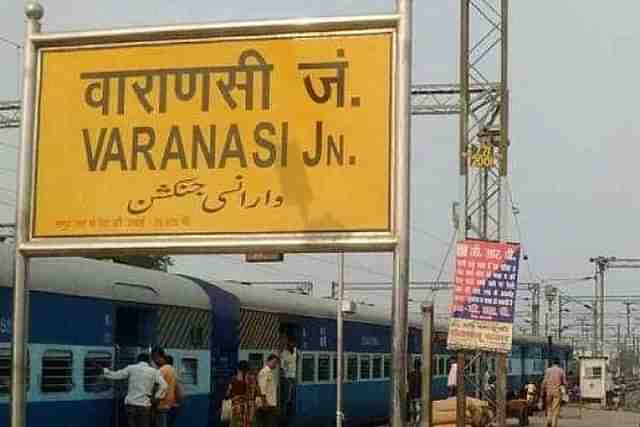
[514,408,640,427]
[394,408,640,427]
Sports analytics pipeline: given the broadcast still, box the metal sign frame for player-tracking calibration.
[18,14,401,258]
[11,3,413,427]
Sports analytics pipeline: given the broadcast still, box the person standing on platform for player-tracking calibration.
[525,377,537,405]
[226,361,261,427]
[541,358,567,427]
[165,355,183,427]
[447,358,458,397]
[257,354,280,427]
[151,347,179,427]
[103,353,168,427]
[407,358,422,422]
[279,336,297,425]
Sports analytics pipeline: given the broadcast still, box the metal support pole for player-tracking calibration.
[457,2,469,424]
[11,4,42,427]
[593,276,599,355]
[545,311,549,338]
[579,318,587,342]
[390,1,412,427]
[496,354,507,427]
[458,0,470,241]
[498,0,510,242]
[558,296,562,340]
[456,353,465,427]
[531,284,540,336]
[497,3,509,425]
[599,266,605,355]
[336,255,345,427]
[624,302,632,351]
[421,302,433,427]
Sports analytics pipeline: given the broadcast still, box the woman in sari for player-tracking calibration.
[226,361,261,427]
[244,367,261,427]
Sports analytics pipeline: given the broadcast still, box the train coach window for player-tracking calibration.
[248,353,264,371]
[0,349,9,394]
[42,350,73,393]
[438,357,446,377]
[180,358,198,385]
[301,354,315,383]
[318,355,330,382]
[347,356,358,381]
[84,352,112,393]
[360,355,371,380]
[383,356,391,379]
[0,349,30,394]
[533,359,544,373]
[372,356,382,379]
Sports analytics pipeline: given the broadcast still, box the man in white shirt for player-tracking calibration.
[103,353,168,427]
[447,358,458,397]
[525,377,537,404]
[279,337,297,423]
[257,354,280,427]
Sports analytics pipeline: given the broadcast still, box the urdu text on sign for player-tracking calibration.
[32,31,393,238]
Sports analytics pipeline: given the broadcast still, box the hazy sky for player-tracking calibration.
[1,1,639,344]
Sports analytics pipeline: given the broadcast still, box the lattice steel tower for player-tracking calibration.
[459,0,509,241]
[411,0,509,240]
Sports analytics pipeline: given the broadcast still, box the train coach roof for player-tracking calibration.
[211,278,403,326]
[0,243,569,350]
[205,278,561,348]
[0,244,210,310]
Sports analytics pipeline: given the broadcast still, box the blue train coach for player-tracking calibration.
[0,244,571,427]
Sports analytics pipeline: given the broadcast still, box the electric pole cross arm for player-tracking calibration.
[589,256,640,354]
[411,83,499,116]
[1,83,501,128]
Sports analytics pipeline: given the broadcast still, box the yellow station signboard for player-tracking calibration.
[32,30,393,238]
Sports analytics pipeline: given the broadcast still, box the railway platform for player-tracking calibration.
[382,407,640,427]
[521,407,640,427]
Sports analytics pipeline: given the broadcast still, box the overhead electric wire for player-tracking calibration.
[411,225,450,246]
[505,178,541,282]
[0,36,21,49]
[433,229,457,283]
[0,187,16,199]
[204,254,322,284]
[545,276,595,288]
[0,142,17,151]
[302,254,392,279]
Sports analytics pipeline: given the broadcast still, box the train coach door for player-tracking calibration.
[111,301,159,427]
